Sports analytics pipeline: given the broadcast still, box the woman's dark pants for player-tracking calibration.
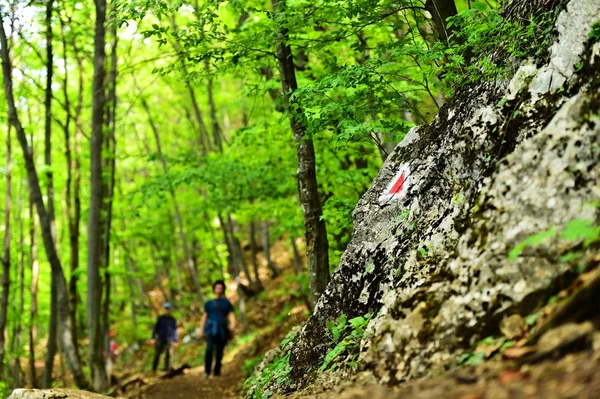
[205,335,227,376]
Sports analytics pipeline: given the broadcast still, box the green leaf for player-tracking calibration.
[509,228,557,260]
[471,2,489,12]
[319,342,346,372]
[525,312,541,326]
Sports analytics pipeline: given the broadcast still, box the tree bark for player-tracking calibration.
[13,197,25,386]
[100,20,118,388]
[272,0,330,304]
[227,215,255,287]
[88,0,109,391]
[29,198,38,388]
[262,221,280,278]
[60,9,83,352]
[44,0,57,245]
[425,0,459,46]
[0,123,11,382]
[42,285,58,388]
[206,61,223,151]
[290,237,303,275]
[249,220,264,291]
[218,214,235,275]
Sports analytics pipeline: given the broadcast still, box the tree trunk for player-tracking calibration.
[290,237,303,275]
[218,214,235,275]
[100,21,118,388]
[425,0,459,46]
[206,61,223,151]
[0,124,12,382]
[169,15,211,154]
[42,287,58,388]
[88,0,109,391]
[61,10,83,352]
[1,5,88,393]
[271,0,330,305]
[29,198,38,388]
[227,216,255,287]
[249,221,264,291]
[262,221,279,278]
[13,203,25,387]
[140,96,205,303]
[44,0,57,245]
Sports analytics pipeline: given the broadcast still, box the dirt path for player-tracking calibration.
[143,360,246,399]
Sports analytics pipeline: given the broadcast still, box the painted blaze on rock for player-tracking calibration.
[378,163,411,205]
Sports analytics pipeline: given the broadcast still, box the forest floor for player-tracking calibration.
[142,360,246,399]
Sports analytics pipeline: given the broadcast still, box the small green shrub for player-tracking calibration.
[441,3,559,93]
[589,21,600,43]
[243,353,291,399]
[243,331,297,399]
[319,313,372,372]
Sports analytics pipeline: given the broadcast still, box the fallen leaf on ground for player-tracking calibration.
[502,346,537,359]
[499,370,524,385]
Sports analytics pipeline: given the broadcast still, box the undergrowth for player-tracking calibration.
[440,0,563,94]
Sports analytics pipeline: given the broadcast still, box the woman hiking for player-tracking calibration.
[200,280,236,378]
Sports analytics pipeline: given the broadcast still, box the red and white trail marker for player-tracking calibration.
[378,163,411,204]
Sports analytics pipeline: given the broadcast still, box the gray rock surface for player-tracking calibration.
[280,0,600,390]
[8,389,115,399]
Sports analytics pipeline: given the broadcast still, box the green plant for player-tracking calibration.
[457,335,515,367]
[243,355,265,377]
[363,263,375,277]
[243,352,292,399]
[319,313,372,372]
[442,4,559,93]
[510,217,600,261]
[0,381,9,398]
[589,21,600,43]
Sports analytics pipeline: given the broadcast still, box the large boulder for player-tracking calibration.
[8,389,116,399]
[284,0,600,390]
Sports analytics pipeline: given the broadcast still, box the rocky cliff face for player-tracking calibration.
[281,0,600,390]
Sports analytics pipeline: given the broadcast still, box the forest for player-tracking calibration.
[1,0,600,397]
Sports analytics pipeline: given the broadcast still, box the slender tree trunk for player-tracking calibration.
[249,221,264,291]
[13,206,25,386]
[271,0,330,305]
[100,21,118,388]
[262,221,279,278]
[168,15,211,154]
[44,0,57,245]
[42,288,58,388]
[61,11,83,351]
[29,199,38,388]
[425,0,459,46]
[1,4,88,392]
[290,237,303,275]
[41,4,62,385]
[227,216,254,287]
[88,0,109,391]
[140,97,205,303]
[218,214,235,275]
[0,124,12,382]
[123,254,139,342]
[206,61,223,151]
